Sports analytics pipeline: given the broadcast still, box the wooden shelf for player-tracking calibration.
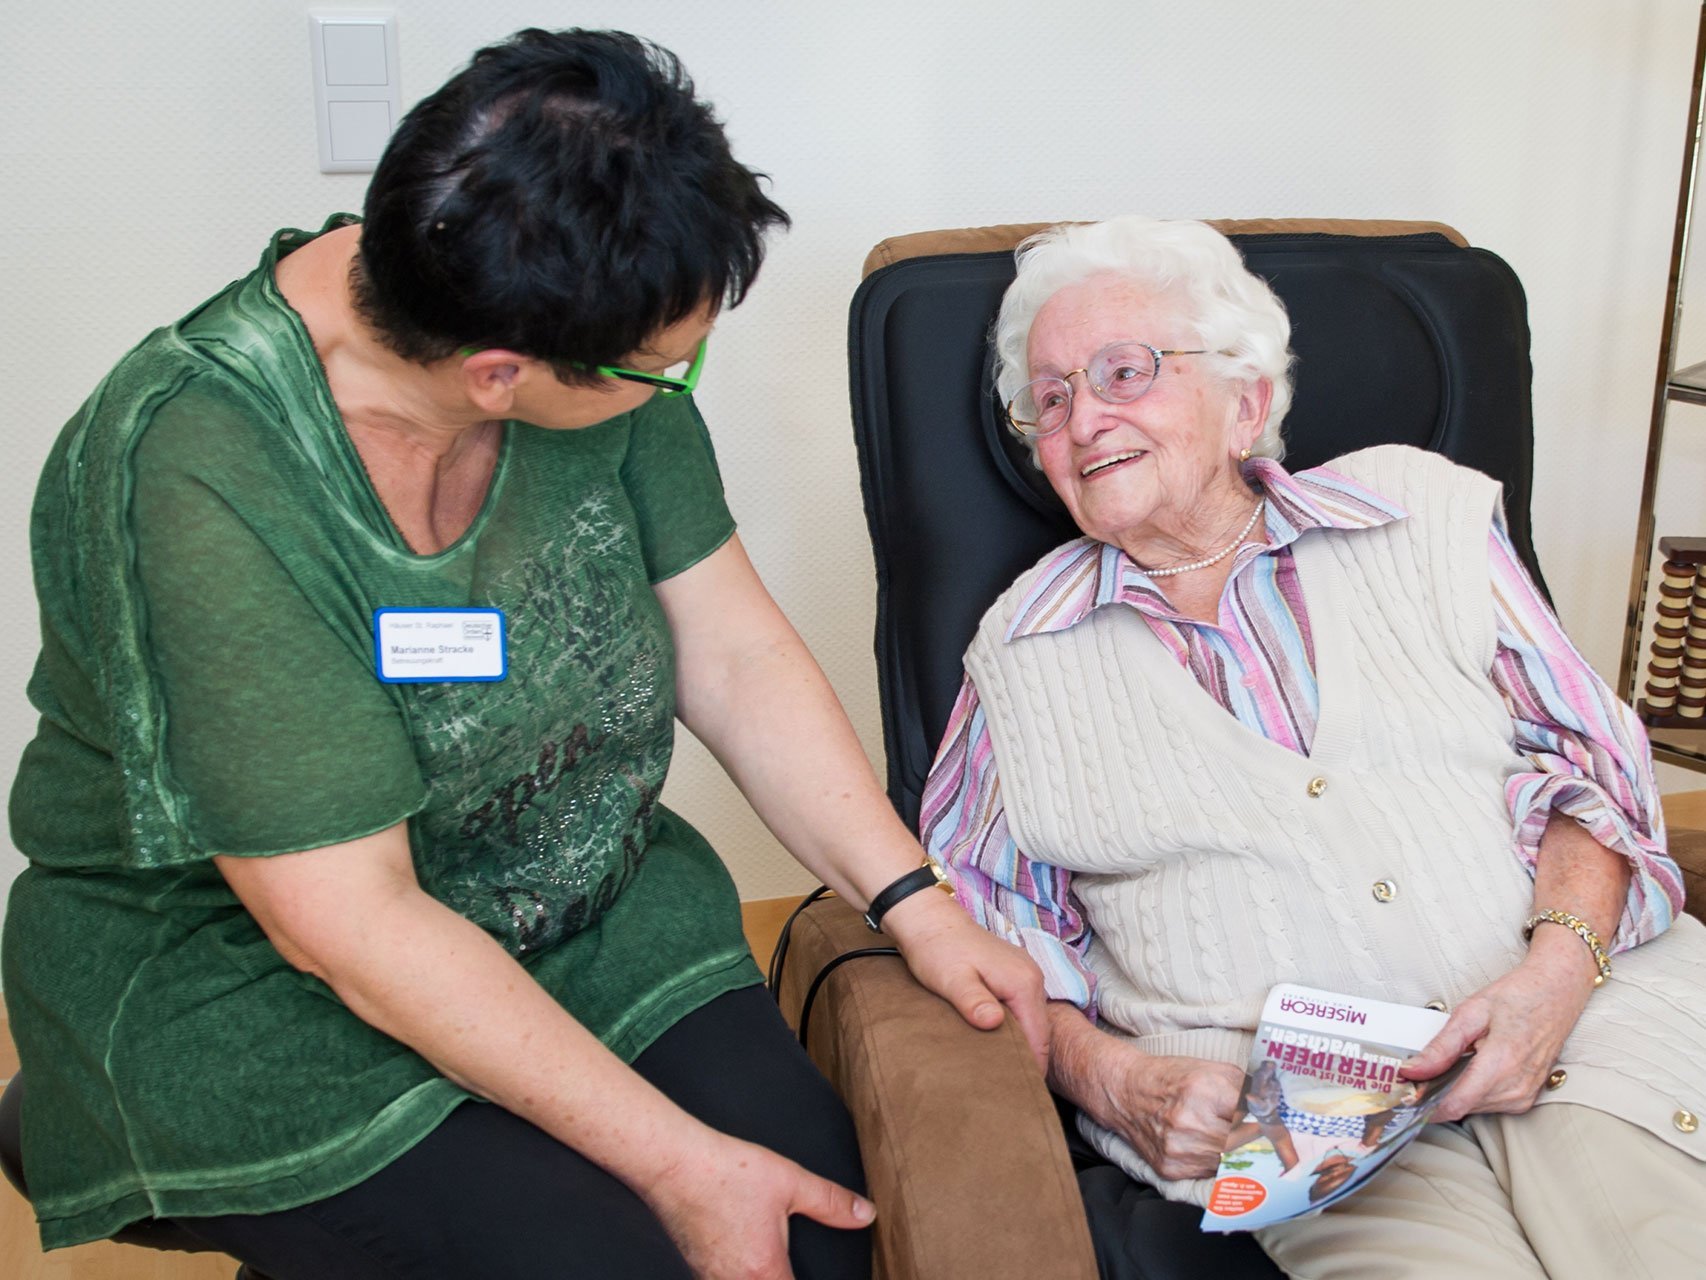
[1652,721,1706,770]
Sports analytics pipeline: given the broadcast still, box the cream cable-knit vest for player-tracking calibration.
[967,445,1706,1201]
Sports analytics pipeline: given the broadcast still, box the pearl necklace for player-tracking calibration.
[1137,499,1265,578]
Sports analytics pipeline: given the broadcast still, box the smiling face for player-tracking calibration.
[1027,274,1268,561]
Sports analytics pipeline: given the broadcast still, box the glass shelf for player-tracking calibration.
[1668,359,1706,406]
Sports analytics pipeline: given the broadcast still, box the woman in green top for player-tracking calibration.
[2,28,1047,1280]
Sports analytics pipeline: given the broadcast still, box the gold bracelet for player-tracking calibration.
[1523,909,1611,986]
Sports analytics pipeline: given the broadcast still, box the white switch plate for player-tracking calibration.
[309,11,400,174]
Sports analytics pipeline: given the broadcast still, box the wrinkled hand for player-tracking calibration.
[642,1132,873,1280]
[879,889,1050,1070]
[1100,1053,1247,1181]
[1401,935,1595,1123]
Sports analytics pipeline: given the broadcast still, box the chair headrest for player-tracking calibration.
[861,218,1470,279]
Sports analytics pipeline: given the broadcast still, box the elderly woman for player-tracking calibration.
[922,215,1706,1279]
[2,28,1045,1280]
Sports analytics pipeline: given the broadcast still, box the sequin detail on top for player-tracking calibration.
[408,518,674,957]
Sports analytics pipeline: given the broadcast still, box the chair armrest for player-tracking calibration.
[1672,826,1706,924]
[774,897,1096,1280]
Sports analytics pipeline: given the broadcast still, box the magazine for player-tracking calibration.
[1200,983,1473,1232]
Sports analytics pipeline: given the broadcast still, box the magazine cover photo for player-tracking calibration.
[1203,984,1474,1231]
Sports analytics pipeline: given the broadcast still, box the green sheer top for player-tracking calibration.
[2,217,760,1249]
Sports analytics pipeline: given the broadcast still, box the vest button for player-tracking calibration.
[1675,1109,1699,1134]
[1306,776,1327,798]
[1545,1068,1567,1090]
[1372,879,1398,903]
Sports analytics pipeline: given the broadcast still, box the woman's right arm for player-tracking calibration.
[216,823,871,1279]
[1045,1002,1245,1181]
[921,678,1243,1179]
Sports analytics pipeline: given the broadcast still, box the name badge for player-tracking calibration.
[374,608,507,683]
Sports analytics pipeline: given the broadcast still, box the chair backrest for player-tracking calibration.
[847,218,1541,831]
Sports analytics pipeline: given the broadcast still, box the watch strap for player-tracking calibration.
[863,864,947,932]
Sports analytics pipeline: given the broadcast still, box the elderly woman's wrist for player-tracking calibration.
[1523,912,1610,988]
[1076,1037,1168,1131]
[1043,1003,1121,1114]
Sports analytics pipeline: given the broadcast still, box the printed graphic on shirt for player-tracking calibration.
[404,500,674,956]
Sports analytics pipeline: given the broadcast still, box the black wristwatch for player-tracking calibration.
[863,862,951,932]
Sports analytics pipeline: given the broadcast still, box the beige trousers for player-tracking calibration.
[1253,1104,1706,1280]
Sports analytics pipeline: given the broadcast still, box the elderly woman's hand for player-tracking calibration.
[1046,1004,1245,1180]
[1400,926,1596,1122]
[1104,1053,1251,1180]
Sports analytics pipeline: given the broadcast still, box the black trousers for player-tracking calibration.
[175,985,869,1279]
[1062,1098,1283,1280]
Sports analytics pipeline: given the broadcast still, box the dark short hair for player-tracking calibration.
[355,28,789,377]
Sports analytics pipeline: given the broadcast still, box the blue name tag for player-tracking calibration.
[374,608,507,683]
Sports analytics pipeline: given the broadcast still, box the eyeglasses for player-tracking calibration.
[1006,341,1213,437]
[456,337,709,398]
[590,337,708,397]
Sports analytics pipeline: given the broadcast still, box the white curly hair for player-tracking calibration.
[993,216,1294,459]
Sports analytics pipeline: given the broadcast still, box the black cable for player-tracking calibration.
[795,947,900,1050]
[763,886,904,1051]
[766,884,836,997]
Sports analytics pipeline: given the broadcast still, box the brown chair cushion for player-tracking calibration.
[775,897,1097,1280]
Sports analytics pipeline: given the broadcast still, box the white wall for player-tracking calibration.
[1,0,1700,938]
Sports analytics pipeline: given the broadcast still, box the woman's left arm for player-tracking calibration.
[654,535,1050,1066]
[1489,518,1683,947]
[1405,811,1626,1118]
[1405,517,1670,1118]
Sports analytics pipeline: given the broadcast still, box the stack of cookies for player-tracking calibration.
[1643,537,1706,724]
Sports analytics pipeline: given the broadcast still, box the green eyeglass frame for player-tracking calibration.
[457,338,708,397]
[591,337,708,397]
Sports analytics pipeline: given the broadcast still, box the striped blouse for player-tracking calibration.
[920,457,1682,1010]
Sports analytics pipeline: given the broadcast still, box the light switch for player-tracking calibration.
[310,12,400,173]
[322,23,388,87]
[328,101,393,161]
